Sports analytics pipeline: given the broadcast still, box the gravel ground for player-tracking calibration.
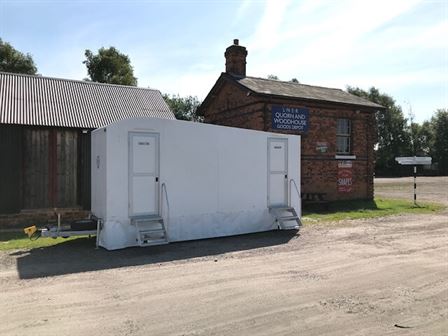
[1,177,447,336]
[375,176,448,205]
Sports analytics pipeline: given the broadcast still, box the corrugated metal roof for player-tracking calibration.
[0,72,175,128]
[235,75,384,109]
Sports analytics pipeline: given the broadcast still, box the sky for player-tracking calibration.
[0,0,447,123]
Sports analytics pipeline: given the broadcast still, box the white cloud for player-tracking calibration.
[20,0,444,123]
[237,0,446,122]
[247,0,292,53]
[320,67,447,90]
[388,20,448,50]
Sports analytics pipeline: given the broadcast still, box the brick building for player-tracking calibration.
[198,40,384,201]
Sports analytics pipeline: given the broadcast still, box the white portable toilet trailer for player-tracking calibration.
[91,117,301,250]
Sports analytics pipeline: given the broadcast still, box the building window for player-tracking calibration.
[336,119,351,154]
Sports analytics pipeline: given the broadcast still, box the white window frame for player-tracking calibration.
[336,119,351,154]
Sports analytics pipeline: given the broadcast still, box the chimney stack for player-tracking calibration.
[225,39,247,77]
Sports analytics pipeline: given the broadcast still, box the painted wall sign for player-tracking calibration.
[316,142,328,153]
[338,161,353,192]
[338,160,352,169]
[271,106,309,132]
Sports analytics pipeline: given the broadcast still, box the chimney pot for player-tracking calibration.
[225,39,247,77]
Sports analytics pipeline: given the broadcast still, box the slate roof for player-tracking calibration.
[0,72,175,128]
[235,75,383,108]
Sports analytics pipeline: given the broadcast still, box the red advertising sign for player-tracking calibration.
[338,164,353,193]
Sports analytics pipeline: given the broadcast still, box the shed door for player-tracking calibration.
[268,138,288,206]
[129,132,159,217]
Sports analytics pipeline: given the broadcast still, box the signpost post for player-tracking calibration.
[395,156,432,205]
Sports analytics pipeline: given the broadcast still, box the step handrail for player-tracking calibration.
[161,182,170,238]
[289,178,301,207]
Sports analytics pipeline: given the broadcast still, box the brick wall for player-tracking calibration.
[265,102,375,201]
[204,81,266,129]
[202,81,376,201]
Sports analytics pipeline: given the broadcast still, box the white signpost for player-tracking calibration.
[395,156,432,205]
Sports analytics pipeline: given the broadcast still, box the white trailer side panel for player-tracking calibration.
[91,128,107,220]
[92,117,300,250]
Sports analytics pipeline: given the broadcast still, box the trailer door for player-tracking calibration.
[129,132,159,217]
[268,138,288,206]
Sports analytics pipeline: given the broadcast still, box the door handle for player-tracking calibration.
[156,177,159,182]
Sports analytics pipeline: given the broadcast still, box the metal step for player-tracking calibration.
[268,206,294,212]
[140,228,165,237]
[139,227,164,234]
[281,224,300,230]
[138,221,164,231]
[140,238,169,247]
[279,215,299,221]
[132,216,168,247]
[269,205,302,230]
[133,216,163,222]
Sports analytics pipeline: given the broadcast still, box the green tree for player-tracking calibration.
[347,86,411,175]
[163,94,202,121]
[267,75,300,83]
[431,109,448,175]
[0,38,37,74]
[410,121,433,156]
[83,47,137,86]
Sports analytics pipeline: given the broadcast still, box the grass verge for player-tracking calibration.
[0,198,444,251]
[0,231,90,251]
[302,198,444,223]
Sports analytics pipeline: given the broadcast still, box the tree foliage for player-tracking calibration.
[266,75,300,83]
[347,86,411,175]
[163,94,202,122]
[0,38,37,75]
[83,47,137,86]
[431,109,448,174]
[348,86,447,175]
[409,120,433,156]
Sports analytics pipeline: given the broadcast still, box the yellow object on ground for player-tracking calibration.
[23,225,37,238]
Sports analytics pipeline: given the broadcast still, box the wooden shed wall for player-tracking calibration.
[78,131,91,210]
[0,125,23,213]
[0,125,91,214]
[23,128,78,208]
